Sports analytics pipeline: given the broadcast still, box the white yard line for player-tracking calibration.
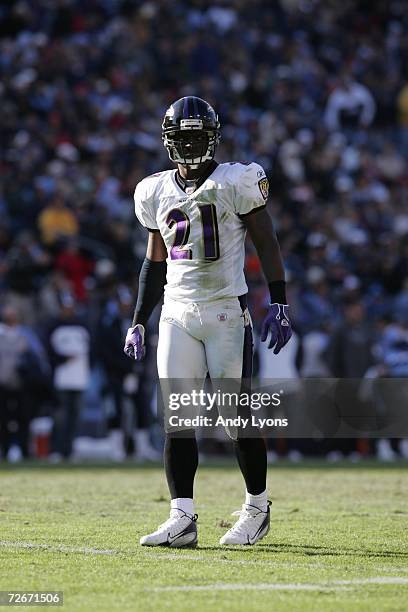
[333,578,408,585]
[150,583,347,592]
[1,541,407,578]
[149,583,345,592]
[149,577,408,592]
[0,541,116,555]
[2,540,408,593]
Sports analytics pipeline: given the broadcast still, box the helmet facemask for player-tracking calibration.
[162,99,221,169]
[163,127,219,168]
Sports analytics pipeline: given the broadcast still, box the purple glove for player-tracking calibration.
[260,303,292,354]
[124,324,146,361]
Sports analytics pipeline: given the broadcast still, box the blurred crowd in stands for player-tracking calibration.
[0,0,407,462]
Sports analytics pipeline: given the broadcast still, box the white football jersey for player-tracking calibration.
[134,161,269,303]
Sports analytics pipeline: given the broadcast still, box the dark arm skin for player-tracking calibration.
[146,231,167,261]
[242,207,285,284]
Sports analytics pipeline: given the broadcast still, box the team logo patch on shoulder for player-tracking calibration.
[258,177,269,200]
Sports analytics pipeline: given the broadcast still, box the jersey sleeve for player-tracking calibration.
[234,162,269,217]
[134,180,159,231]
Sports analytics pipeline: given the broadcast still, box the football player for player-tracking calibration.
[124,96,292,547]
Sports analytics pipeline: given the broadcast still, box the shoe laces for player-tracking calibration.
[229,504,264,536]
[157,509,197,534]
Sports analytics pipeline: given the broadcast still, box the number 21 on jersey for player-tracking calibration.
[166,204,220,261]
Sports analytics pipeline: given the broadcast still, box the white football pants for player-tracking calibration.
[157,296,253,381]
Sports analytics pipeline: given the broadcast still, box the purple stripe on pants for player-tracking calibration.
[238,294,253,380]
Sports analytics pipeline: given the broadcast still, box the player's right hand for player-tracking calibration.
[124,324,146,361]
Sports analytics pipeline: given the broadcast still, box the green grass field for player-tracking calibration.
[0,462,407,611]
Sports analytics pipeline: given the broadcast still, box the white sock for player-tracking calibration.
[171,498,194,517]
[245,489,268,512]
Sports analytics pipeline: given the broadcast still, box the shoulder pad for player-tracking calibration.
[230,161,267,184]
[135,171,168,202]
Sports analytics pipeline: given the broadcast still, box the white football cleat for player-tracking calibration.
[140,509,198,548]
[220,501,271,546]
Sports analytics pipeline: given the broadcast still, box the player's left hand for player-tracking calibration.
[260,303,292,354]
[124,324,146,361]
